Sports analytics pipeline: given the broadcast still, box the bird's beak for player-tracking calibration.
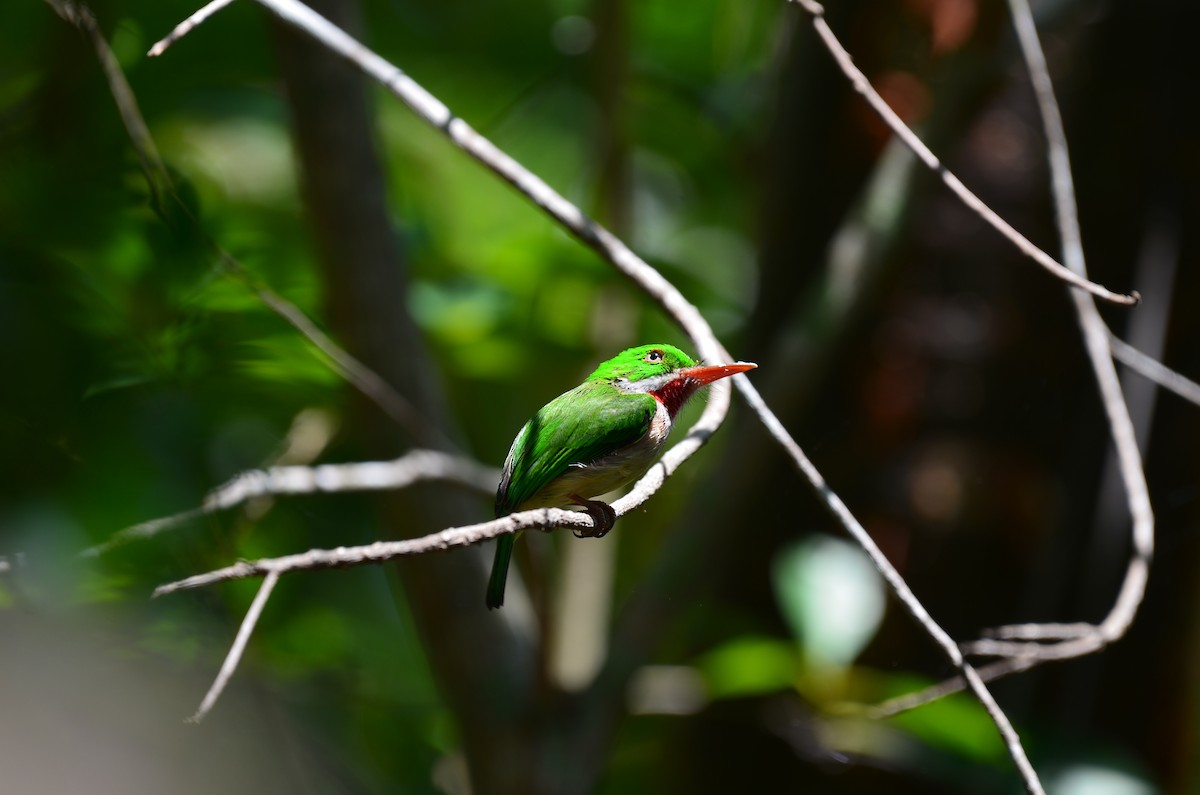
[679,361,757,385]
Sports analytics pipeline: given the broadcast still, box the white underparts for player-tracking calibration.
[647,397,671,443]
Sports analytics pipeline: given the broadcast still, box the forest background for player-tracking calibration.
[1,0,1197,792]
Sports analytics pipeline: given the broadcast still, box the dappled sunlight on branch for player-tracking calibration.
[86,449,500,557]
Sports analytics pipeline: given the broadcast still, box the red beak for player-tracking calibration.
[678,361,757,385]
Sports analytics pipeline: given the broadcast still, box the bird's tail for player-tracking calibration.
[486,534,515,609]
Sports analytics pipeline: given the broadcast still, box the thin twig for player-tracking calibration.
[245,276,453,448]
[148,0,237,57]
[45,0,172,206]
[155,513,568,596]
[732,377,1045,794]
[989,0,1153,650]
[869,0,1158,732]
[867,655,1040,719]
[188,570,280,722]
[787,0,1136,308]
[85,449,499,557]
[1110,334,1200,407]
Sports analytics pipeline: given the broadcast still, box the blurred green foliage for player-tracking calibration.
[0,0,770,791]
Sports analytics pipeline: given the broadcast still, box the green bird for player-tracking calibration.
[487,343,756,609]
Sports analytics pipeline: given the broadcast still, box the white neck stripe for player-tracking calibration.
[616,373,677,394]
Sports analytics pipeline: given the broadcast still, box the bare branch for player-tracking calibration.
[154,511,580,597]
[866,655,1041,719]
[86,449,498,557]
[148,0,237,57]
[978,0,1154,651]
[864,0,1159,732]
[867,633,1105,720]
[961,635,1104,661]
[188,570,280,723]
[981,621,1097,641]
[154,504,628,597]
[732,378,1045,794]
[787,0,1137,308]
[1110,334,1200,408]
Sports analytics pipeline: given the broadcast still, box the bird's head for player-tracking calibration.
[590,344,757,417]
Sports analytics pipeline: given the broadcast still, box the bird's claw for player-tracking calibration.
[571,497,616,539]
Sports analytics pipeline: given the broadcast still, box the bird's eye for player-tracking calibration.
[645,349,664,363]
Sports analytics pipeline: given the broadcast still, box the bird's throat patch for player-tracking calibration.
[651,377,700,419]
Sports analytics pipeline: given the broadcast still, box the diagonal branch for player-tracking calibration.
[148,0,236,57]
[866,655,1040,719]
[728,379,1045,794]
[245,276,454,449]
[975,0,1154,651]
[867,0,1158,722]
[1110,334,1200,408]
[45,0,171,205]
[188,570,280,722]
[968,0,1154,650]
[786,0,1136,308]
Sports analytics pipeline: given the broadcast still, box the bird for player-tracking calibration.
[486,343,757,609]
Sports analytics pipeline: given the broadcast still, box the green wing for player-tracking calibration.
[495,383,655,516]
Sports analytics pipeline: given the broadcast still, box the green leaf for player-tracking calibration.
[772,535,886,670]
[697,636,799,700]
[881,674,1006,764]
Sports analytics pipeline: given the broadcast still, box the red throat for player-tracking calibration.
[651,377,703,419]
[650,361,757,418]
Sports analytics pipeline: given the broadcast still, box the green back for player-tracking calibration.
[495,381,656,515]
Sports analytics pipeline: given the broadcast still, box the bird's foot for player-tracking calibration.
[570,497,617,538]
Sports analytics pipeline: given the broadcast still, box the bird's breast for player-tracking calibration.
[524,399,671,508]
